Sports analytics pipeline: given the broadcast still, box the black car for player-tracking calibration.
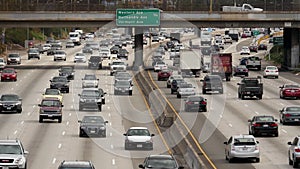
[249,45,258,53]
[88,56,102,69]
[201,75,223,94]
[78,115,108,137]
[166,41,175,49]
[171,79,185,94]
[139,155,184,169]
[0,94,22,113]
[248,115,278,137]
[50,76,70,93]
[58,161,95,169]
[239,57,248,65]
[78,88,103,111]
[233,65,249,77]
[59,66,74,80]
[184,95,207,112]
[110,46,119,54]
[117,48,129,60]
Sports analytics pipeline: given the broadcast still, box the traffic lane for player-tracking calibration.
[150,72,256,169]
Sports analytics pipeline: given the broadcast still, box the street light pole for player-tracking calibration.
[209,0,212,13]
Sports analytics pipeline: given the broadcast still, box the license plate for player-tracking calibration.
[295,119,299,121]
[194,102,199,104]
[90,130,96,133]
[7,107,11,110]
[122,90,125,92]
[6,77,10,79]
[291,90,295,93]
[48,115,53,117]
[263,124,268,127]
[137,144,143,148]
[242,147,248,150]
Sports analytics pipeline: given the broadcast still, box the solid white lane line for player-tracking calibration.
[109,122,112,126]
[110,144,114,149]
[27,112,30,116]
[62,131,65,135]
[108,113,111,117]
[110,132,112,137]
[66,121,69,125]
[14,130,17,135]
[21,121,24,124]
[69,113,71,116]
[228,123,233,127]
[58,144,62,149]
[255,111,259,115]
[112,159,115,165]
[281,129,287,133]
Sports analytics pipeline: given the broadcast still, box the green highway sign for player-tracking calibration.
[116,9,160,27]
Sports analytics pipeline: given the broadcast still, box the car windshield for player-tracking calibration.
[59,167,92,169]
[83,75,96,80]
[255,116,274,122]
[82,116,104,123]
[0,145,22,154]
[248,57,260,61]
[75,53,85,56]
[179,84,193,88]
[55,51,65,54]
[41,100,60,107]
[188,96,203,102]
[115,73,131,78]
[267,66,277,70]
[146,158,176,168]
[52,77,67,82]
[1,95,18,101]
[90,57,101,61]
[233,138,256,146]
[243,79,258,86]
[286,107,300,112]
[116,81,130,87]
[8,54,19,58]
[205,77,221,82]
[2,69,15,73]
[60,67,73,72]
[82,90,100,97]
[112,62,125,66]
[237,65,247,69]
[45,89,60,95]
[127,129,150,136]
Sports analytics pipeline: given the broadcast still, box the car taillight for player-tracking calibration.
[244,69,248,72]
[285,114,291,117]
[266,70,269,72]
[252,123,261,127]
[201,100,207,105]
[295,148,300,152]
[270,123,278,127]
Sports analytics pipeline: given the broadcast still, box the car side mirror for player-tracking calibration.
[288,141,292,145]
[237,83,240,85]
[275,119,278,122]
[97,79,99,81]
[256,141,259,144]
[123,133,127,136]
[19,98,22,101]
[38,104,41,107]
[24,150,29,155]
[151,134,155,137]
[49,80,52,82]
[248,119,251,122]
[104,92,107,95]
[104,121,108,124]
[200,79,204,82]
[223,141,228,145]
[78,94,81,96]
[61,105,64,107]
[138,164,144,168]
[78,120,82,123]
[67,80,70,82]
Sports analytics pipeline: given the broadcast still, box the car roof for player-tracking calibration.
[148,154,173,159]
[42,97,60,101]
[0,140,20,145]
[60,161,93,167]
[82,88,99,91]
[232,134,255,139]
[129,127,148,130]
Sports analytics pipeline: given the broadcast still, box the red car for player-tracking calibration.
[258,44,267,50]
[1,68,17,81]
[249,45,258,53]
[279,84,300,99]
[157,69,172,81]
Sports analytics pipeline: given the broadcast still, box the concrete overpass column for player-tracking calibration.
[133,27,144,71]
[284,28,300,69]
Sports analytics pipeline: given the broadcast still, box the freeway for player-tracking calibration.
[2,28,300,169]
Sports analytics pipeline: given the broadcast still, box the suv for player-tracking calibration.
[58,160,95,169]
[237,76,263,100]
[245,56,262,70]
[224,134,260,163]
[0,139,29,169]
[0,94,22,113]
[27,48,40,60]
[201,75,223,94]
[124,127,154,150]
[78,88,103,111]
[38,97,63,123]
[7,53,21,64]
[50,76,70,93]
[288,136,300,167]
[53,50,67,61]
[138,155,184,169]
[223,35,232,44]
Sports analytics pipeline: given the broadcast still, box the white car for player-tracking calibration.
[177,83,196,98]
[263,66,279,78]
[240,46,250,55]
[224,134,260,163]
[99,47,111,58]
[123,127,154,150]
[82,73,99,88]
[65,41,75,48]
[42,43,51,51]
[110,60,127,76]
[0,58,6,69]
[154,61,168,72]
[74,53,87,63]
[53,50,66,61]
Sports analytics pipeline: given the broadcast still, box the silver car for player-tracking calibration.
[176,83,195,98]
[288,136,300,168]
[224,134,260,163]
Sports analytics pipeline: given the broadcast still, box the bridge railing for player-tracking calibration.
[0,0,299,12]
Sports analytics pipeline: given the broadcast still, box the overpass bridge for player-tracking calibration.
[0,10,299,69]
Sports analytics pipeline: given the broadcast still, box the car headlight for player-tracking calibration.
[100,126,106,130]
[80,98,85,102]
[15,157,24,165]
[40,109,45,113]
[16,102,22,105]
[145,140,153,143]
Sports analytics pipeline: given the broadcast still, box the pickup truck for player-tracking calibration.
[240,56,262,70]
[38,97,63,123]
[222,3,263,12]
[237,76,263,100]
